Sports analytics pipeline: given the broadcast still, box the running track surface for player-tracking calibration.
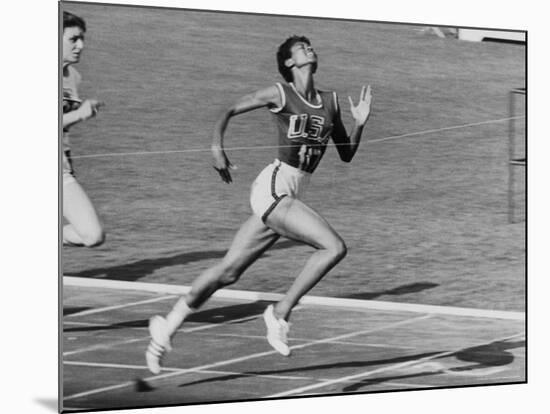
[62,278,525,412]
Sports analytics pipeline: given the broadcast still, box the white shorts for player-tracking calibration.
[250,159,311,222]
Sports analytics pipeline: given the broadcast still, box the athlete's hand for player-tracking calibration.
[348,85,372,127]
[78,99,105,121]
[212,145,236,184]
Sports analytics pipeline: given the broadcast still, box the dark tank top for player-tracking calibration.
[270,82,338,173]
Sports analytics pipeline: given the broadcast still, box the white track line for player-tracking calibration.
[208,333,417,350]
[266,331,525,398]
[63,276,525,321]
[376,381,438,389]
[64,323,416,349]
[64,321,133,327]
[70,116,525,160]
[63,314,430,401]
[63,361,327,381]
[64,326,416,351]
[63,362,440,388]
[65,361,176,371]
[63,338,148,357]
[195,369,321,381]
[65,295,177,318]
[63,313,260,357]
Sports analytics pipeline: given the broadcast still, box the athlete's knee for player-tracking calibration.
[326,237,347,262]
[82,228,105,247]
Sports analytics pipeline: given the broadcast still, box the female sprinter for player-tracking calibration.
[146,35,372,373]
[62,11,105,247]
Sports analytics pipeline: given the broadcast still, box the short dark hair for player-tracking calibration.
[63,11,86,32]
[276,35,311,82]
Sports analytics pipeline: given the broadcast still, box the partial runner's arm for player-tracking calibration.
[63,99,104,129]
[331,85,372,162]
[211,85,282,183]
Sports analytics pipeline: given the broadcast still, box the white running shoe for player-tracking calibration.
[263,305,291,356]
[145,315,173,374]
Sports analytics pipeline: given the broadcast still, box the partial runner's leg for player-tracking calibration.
[146,215,280,373]
[63,180,105,247]
[188,215,279,306]
[166,214,279,332]
[265,197,347,321]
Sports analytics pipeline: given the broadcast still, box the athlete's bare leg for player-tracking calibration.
[188,214,280,307]
[63,180,105,247]
[265,197,347,321]
[165,214,280,333]
[146,214,281,372]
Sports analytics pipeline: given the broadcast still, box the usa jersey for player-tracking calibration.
[269,82,339,173]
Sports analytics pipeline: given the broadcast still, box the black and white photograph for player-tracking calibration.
[4,0,543,412]
[57,0,530,412]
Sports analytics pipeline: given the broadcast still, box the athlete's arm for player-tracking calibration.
[212,85,282,183]
[332,85,372,162]
[63,99,104,129]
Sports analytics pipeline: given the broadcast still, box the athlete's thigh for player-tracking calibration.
[63,180,102,233]
[222,214,280,270]
[266,197,341,249]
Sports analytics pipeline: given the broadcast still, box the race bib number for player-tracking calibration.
[297,144,324,173]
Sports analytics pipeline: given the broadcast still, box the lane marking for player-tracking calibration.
[399,361,508,377]
[64,321,124,327]
[198,369,321,381]
[64,276,525,321]
[63,314,430,401]
[63,361,328,382]
[266,331,525,398]
[209,333,417,350]
[63,314,260,357]
[65,295,177,318]
[63,322,415,349]
[64,360,175,371]
[62,361,444,389]
[382,381,438,389]
[70,116,525,159]
[64,337,150,357]
[63,322,416,357]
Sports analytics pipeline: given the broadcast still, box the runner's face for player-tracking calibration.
[289,42,317,70]
[63,26,85,65]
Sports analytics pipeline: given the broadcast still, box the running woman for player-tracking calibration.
[146,35,372,373]
[62,11,105,247]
